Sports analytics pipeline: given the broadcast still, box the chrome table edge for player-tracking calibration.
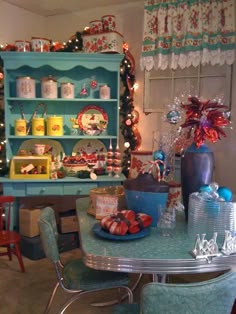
[82,252,236,274]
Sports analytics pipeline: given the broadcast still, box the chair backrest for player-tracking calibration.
[0,196,14,231]
[38,207,60,262]
[141,271,236,314]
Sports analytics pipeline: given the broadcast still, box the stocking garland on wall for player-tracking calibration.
[120,44,141,177]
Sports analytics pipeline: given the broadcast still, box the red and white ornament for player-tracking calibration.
[90,80,97,89]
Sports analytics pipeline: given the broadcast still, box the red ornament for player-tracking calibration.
[1,44,16,51]
[125,118,132,126]
[90,80,97,89]
[50,42,64,52]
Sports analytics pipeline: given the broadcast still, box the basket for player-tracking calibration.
[88,186,126,219]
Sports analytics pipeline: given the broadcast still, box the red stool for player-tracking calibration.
[0,196,25,272]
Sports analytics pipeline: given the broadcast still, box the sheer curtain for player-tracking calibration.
[140,0,235,71]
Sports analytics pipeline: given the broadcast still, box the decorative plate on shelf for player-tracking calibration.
[72,139,107,166]
[92,223,151,241]
[18,139,65,160]
[77,105,108,135]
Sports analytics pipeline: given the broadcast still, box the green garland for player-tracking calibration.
[120,50,138,177]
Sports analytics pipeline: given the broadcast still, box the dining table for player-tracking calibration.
[76,197,236,281]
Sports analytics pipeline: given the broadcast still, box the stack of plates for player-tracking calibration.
[188,193,236,242]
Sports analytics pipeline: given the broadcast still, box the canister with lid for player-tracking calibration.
[16,76,36,98]
[60,82,74,99]
[47,116,63,136]
[15,119,27,136]
[41,76,58,99]
[15,40,31,52]
[32,117,45,136]
[101,15,116,31]
[99,84,110,99]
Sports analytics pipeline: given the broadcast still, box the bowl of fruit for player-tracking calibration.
[63,156,89,177]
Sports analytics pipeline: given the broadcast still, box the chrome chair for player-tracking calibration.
[38,206,133,314]
[113,271,236,314]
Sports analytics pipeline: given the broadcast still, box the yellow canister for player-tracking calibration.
[15,119,27,136]
[32,117,45,136]
[47,116,63,136]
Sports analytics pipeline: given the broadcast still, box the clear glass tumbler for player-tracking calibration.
[157,206,176,237]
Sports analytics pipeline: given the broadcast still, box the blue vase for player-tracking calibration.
[181,143,214,221]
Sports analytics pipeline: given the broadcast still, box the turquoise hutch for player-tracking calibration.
[0,52,125,222]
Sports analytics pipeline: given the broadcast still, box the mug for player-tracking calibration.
[34,144,46,155]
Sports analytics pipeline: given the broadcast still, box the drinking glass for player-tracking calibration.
[157,206,176,237]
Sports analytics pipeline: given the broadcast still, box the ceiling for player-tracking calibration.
[2,0,141,17]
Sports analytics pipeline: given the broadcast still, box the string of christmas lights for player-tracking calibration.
[120,44,141,177]
[0,58,7,176]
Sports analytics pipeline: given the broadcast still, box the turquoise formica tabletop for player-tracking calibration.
[76,198,236,275]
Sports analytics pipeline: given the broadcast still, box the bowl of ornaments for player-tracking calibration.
[62,156,89,177]
[188,182,236,241]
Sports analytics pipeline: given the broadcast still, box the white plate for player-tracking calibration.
[72,139,107,165]
[73,139,107,155]
[18,139,65,160]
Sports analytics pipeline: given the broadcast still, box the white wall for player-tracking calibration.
[0,1,46,43]
[0,1,235,192]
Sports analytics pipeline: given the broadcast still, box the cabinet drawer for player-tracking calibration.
[2,183,26,196]
[63,183,97,195]
[26,183,64,196]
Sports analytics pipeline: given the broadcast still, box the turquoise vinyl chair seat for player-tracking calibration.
[63,259,129,290]
[113,271,236,314]
[38,207,133,314]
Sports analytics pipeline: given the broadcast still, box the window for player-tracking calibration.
[143,65,232,113]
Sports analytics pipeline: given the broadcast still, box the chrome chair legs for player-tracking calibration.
[44,282,59,314]
[58,286,133,314]
[91,273,143,307]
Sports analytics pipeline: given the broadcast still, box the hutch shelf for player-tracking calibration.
[0,52,125,197]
